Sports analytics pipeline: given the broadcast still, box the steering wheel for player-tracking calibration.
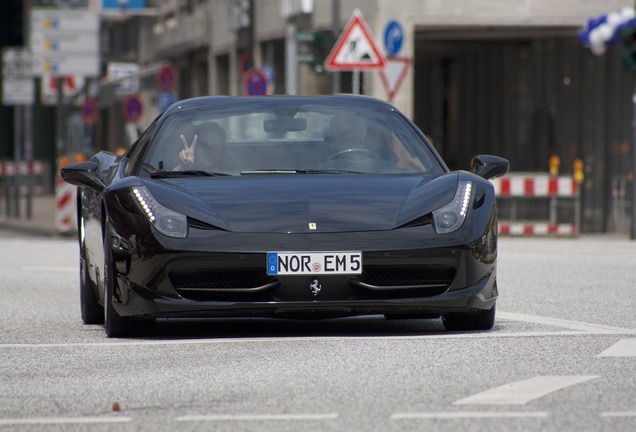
[327,148,379,162]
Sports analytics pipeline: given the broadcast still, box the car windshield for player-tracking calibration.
[141,100,445,176]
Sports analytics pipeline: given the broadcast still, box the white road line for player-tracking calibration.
[0,312,634,350]
[601,412,636,418]
[497,312,634,334]
[0,417,131,425]
[0,331,622,349]
[596,338,636,357]
[453,376,599,405]
[176,413,339,422]
[391,411,548,420]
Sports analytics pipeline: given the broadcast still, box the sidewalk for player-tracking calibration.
[0,194,73,237]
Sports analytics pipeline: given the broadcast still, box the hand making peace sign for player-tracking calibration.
[178,134,198,167]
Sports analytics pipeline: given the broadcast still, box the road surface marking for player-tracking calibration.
[0,312,634,349]
[176,413,339,421]
[601,412,636,417]
[391,411,548,420]
[497,312,632,334]
[0,417,131,425]
[453,376,599,405]
[596,338,636,357]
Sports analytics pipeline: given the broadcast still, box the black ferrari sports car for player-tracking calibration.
[62,95,509,337]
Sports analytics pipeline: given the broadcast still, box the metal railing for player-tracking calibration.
[0,161,52,219]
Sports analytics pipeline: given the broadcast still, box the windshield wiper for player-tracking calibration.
[150,170,231,178]
[240,169,363,175]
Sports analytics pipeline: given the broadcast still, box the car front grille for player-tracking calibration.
[170,271,265,290]
[168,265,456,302]
[169,270,278,302]
[365,268,455,288]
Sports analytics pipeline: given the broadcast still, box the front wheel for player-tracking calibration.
[442,305,496,331]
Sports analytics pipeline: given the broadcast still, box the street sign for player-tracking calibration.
[107,62,139,94]
[324,9,386,71]
[2,48,34,105]
[158,91,175,112]
[29,8,100,77]
[81,97,99,125]
[31,55,99,77]
[262,65,275,91]
[243,69,268,96]
[2,48,32,79]
[123,94,144,123]
[41,74,84,105]
[239,52,252,74]
[30,8,99,33]
[102,0,145,10]
[379,56,412,102]
[2,79,34,105]
[156,64,177,92]
[383,20,404,57]
[30,32,99,55]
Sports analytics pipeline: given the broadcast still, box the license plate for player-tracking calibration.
[267,251,362,275]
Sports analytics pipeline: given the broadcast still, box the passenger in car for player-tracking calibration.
[175,122,227,171]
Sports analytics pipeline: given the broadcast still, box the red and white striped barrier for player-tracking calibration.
[0,161,48,176]
[0,161,51,195]
[491,173,579,237]
[491,174,578,197]
[498,222,577,236]
[55,174,77,232]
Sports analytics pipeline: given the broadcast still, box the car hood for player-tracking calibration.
[146,173,458,233]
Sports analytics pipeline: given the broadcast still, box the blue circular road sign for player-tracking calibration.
[383,20,404,57]
[123,94,144,123]
[243,69,268,96]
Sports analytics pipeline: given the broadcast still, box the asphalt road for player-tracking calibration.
[1,230,636,432]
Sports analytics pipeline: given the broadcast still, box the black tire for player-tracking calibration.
[80,253,104,325]
[103,232,130,338]
[442,304,496,331]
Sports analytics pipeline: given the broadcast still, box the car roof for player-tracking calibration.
[161,94,399,117]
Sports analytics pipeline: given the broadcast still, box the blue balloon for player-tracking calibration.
[579,29,590,45]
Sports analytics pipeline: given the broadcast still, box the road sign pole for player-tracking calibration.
[352,70,360,95]
[632,82,636,239]
[332,0,341,93]
[56,77,66,162]
[285,23,298,95]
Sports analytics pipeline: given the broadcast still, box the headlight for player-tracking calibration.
[432,180,472,234]
[132,186,188,238]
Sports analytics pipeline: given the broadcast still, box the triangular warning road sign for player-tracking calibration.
[379,56,412,101]
[324,9,386,71]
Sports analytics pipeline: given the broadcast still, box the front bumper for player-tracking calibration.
[109,224,498,319]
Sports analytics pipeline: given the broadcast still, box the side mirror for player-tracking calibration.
[61,161,107,193]
[471,155,510,180]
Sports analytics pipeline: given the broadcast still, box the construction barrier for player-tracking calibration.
[55,170,77,234]
[0,160,52,219]
[491,173,580,236]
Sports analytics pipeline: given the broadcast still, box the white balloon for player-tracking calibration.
[597,23,613,41]
[607,12,621,27]
[621,6,635,21]
[591,42,606,55]
[588,28,603,45]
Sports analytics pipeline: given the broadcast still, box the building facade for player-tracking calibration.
[95,0,634,233]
